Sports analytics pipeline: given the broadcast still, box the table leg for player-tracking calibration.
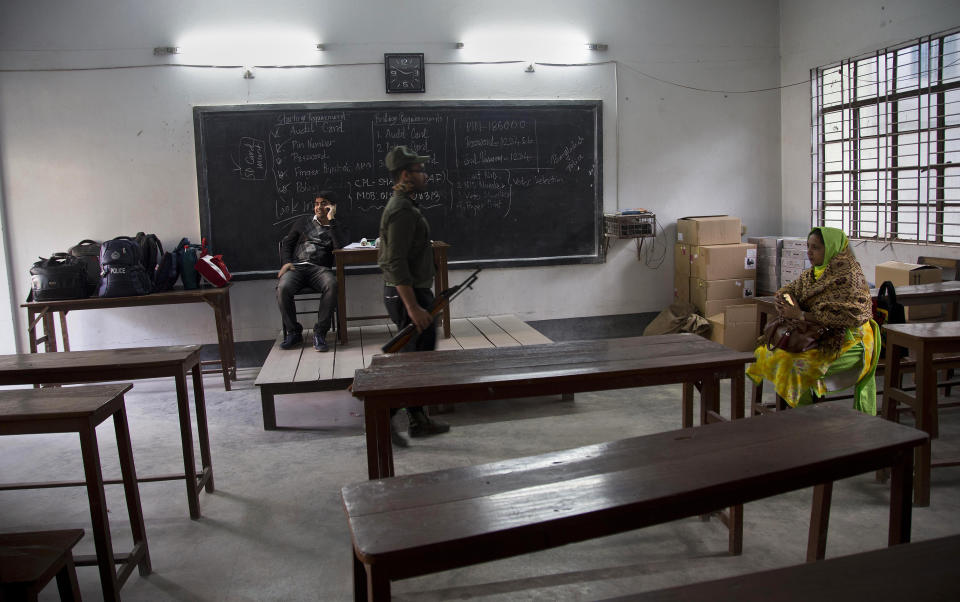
[113,401,151,576]
[42,310,58,352]
[59,311,70,351]
[731,370,745,421]
[27,308,39,353]
[366,563,391,601]
[914,342,934,507]
[337,257,348,345]
[681,382,693,428]
[192,363,215,493]
[806,481,833,562]
[55,553,82,601]
[261,388,277,430]
[174,370,202,519]
[700,377,720,423]
[78,424,121,601]
[208,293,235,391]
[365,406,393,479]
[353,551,368,602]
[888,448,914,545]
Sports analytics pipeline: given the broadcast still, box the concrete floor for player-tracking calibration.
[2,361,960,600]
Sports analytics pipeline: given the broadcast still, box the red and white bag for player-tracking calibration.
[194,238,232,287]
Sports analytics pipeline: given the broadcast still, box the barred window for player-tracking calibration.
[811,27,960,243]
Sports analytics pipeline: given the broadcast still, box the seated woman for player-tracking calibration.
[746,227,881,414]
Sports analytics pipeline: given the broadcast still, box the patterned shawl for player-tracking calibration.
[780,246,873,356]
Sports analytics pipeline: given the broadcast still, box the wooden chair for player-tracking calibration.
[278,242,338,341]
[0,529,84,601]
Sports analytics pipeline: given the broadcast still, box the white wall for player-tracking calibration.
[779,0,960,281]
[0,0,782,351]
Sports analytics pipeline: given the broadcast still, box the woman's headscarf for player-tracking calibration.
[809,227,849,279]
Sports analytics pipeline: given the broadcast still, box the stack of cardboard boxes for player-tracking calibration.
[747,236,782,296]
[674,215,759,351]
[780,237,810,287]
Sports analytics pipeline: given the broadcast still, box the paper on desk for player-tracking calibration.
[344,242,371,249]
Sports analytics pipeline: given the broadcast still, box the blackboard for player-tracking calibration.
[193,101,602,277]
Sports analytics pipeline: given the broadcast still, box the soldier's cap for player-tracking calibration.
[385,146,430,171]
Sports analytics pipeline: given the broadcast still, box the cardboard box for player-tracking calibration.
[875,261,944,319]
[677,215,742,246]
[708,304,760,352]
[674,271,690,303]
[674,243,694,277]
[690,243,758,280]
[701,298,751,319]
[747,236,783,248]
[782,237,808,250]
[690,277,756,314]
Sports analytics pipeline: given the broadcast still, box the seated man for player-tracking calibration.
[277,191,349,351]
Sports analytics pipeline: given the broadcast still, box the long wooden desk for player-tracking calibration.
[0,345,214,519]
[616,534,960,602]
[21,285,237,391]
[352,334,754,480]
[882,321,960,506]
[333,241,450,345]
[0,384,151,601]
[342,404,926,601]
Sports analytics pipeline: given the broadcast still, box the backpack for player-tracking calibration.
[98,236,152,297]
[135,232,164,277]
[67,239,102,296]
[175,237,202,290]
[29,253,89,301]
[873,280,905,356]
[152,251,179,292]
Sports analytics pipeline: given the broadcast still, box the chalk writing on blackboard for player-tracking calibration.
[194,101,601,275]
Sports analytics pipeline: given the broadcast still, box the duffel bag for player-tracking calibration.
[29,253,89,301]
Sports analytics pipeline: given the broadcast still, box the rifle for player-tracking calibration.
[381,268,481,353]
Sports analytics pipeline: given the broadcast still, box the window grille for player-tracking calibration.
[811,27,960,244]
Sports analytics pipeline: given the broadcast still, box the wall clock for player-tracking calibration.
[384,53,425,93]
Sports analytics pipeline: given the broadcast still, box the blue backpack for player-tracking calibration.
[98,236,152,297]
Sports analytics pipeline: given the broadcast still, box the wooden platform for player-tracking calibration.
[254,315,551,430]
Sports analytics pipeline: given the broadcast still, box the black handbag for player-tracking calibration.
[29,253,90,301]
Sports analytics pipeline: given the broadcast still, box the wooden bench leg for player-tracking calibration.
[682,382,694,428]
[261,389,277,430]
[353,552,368,602]
[366,563,390,601]
[889,448,914,546]
[561,392,574,401]
[806,481,833,562]
[55,553,82,601]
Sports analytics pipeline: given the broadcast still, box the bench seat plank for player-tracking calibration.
[619,534,960,602]
[343,404,925,584]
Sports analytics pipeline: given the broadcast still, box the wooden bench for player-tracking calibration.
[255,314,553,430]
[608,534,960,602]
[0,529,85,601]
[0,346,213,520]
[342,404,925,601]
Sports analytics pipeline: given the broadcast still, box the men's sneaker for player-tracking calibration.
[408,411,451,438]
[313,330,329,352]
[280,330,303,350]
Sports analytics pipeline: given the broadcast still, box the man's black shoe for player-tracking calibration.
[408,415,450,438]
[313,330,329,352]
[280,330,303,349]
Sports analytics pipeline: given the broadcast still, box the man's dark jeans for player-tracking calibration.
[277,264,337,335]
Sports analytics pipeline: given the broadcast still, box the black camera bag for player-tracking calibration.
[29,253,89,301]
[68,239,102,296]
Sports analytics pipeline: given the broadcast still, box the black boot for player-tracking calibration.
[407,407,450,438]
